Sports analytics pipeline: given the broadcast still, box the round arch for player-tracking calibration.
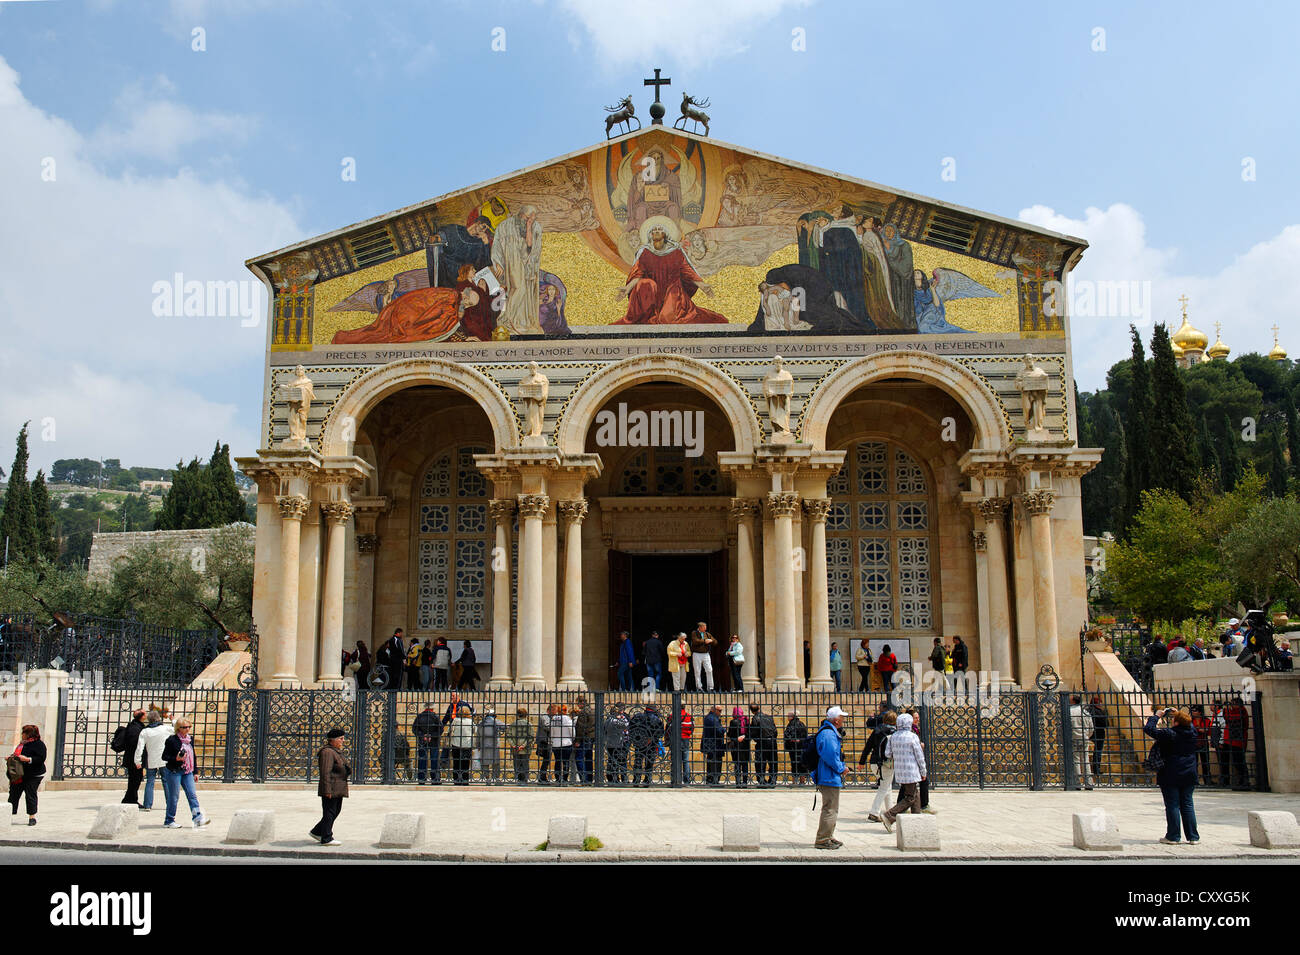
[555,353,763,456]
[321,358,520,456]
[800,351,1009,452]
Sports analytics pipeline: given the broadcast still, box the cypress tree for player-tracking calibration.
[1269,424,1289,496]
[1285,390,1300,480]
[30,469,58,561]
[0,422,38,561]
[1147,323,1199,499]
[1197,412,1220,491]
[1218,412,1241,491]
[1121,326,1152,534]
[208,442,247,524]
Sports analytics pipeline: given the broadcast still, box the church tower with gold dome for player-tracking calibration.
[1171,295,1207,368]
[1206,322,1230,361]
[1269,324,1288,362]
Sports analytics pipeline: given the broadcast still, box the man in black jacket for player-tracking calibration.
[702,705,725,785]
[749,703,778,787]
[783,710,809,785]
[120,708,147,806]
[385,629,406,690]
[413,705,442,785]
[629,705,664,787]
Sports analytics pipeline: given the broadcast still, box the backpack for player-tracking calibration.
[110,725,129,753]
[798,725,828,776]
[865,726,892,766]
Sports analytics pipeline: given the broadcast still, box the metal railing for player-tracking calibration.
[53,681,1269,791]
[0,612,223,687]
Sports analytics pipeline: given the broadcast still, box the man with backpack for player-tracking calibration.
[605,705,630,784]
[808,705,848,849]
[113,708,147,806]
[783,710,808,785]
[860,705,897,823]
[702,704,725,785]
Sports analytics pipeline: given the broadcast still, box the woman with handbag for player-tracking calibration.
[1143,705,1200,844]
[726,634,745,692]
[8,724,45,826]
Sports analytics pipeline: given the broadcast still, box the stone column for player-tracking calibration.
[317,501,353,687]
[803,498,834,691]
[1023,489,1060,677]
[515,493,549,689]
[970,528,990,677]
[730,498,761,689]
[271,494,308,688]
[768,490,802,691]
[977,497,1013,685]
[249,475,281,677]
[487,500,515,689]
[354,533,379,661]
[557,499,589,690]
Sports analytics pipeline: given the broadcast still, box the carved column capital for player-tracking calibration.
[1022,489,1056,517]
[976,497,1009,522]
[275,494,309,522]
[558,499,589,525]
[320,501,354,526]
[971,530,988,552]
[802,498,832,523]
[730,497,760,522]
[517,493,550,520]
[489,499,516,524]
[767,490,801,518]
[355,533,380,555]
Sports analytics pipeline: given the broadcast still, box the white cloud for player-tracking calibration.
[0,55,300,474]
[1018,203,1300,392]
[557,0,813,69]
[88,76,256,163]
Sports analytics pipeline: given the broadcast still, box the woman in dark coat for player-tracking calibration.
[1144,706,1200,844]
[311,728,350,846]
[9,724,46,825]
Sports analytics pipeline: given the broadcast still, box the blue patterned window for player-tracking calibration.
[417,446,491,636]
[615,448,726,495]
[826,440,934,634]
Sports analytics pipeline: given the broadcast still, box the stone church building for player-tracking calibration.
[237,123,1099,692]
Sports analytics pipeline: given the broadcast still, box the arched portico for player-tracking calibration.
[799,351,1009,453]
[321,357,520,456]
[556,353,764,457]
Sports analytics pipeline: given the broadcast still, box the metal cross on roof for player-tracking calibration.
[644,67,671,124]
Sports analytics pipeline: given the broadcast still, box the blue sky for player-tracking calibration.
[1,0,1297,473]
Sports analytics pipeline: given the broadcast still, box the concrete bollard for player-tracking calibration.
[547,814,587,850]
[88,804,139,841]
[379,812,428,849]
[1248,810,1300,849]
[896,813,939,851]
[722,814,760,852]
[223,809,275,845]
[1072,810,1122,851]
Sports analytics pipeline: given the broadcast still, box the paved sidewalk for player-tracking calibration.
[5,785,1298,862]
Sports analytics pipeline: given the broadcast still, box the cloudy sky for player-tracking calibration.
[1,0,1297,474]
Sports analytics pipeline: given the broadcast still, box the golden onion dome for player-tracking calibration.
[1171,316,1207,351]
[1269,324,1287,361]
[1171,339,1185,359]
[1206,322,1230,360]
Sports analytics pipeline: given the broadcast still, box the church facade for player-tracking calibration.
[237,125,1100,692]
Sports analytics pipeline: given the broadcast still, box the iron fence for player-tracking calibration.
[1058,688,1265,790]
[54,682,1265,791]
[0,611,223,687]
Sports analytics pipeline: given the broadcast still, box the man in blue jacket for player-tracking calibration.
[813,705,848,849]
[617,631,636,690]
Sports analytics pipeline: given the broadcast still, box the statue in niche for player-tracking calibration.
[519,361,549,446]
[281,364,315,450]
[1015,354,1050,439]
[763,355,794,443]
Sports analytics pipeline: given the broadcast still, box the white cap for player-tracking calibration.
[826,706,844,720]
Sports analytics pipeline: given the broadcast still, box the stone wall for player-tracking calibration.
[87,524,255,580]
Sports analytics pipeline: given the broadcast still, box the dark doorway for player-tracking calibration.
[608,551,730,690]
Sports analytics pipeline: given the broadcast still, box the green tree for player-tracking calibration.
[1220,492,1300,611]
[154,458,214,530]
[1148,323,1200,499]
[1,422,38,562]
[105,526,253,633]
[207,442,247,525]
[1079,391,1126,535]
[118,492,153,532]
[30,469,58,561]
[1196,413,1220,491]
[0,557,106,618]
[1284,390,1300,481]
[1218,412,1242,491]
[1268,424,1289,496]
[1120,326,1152,535]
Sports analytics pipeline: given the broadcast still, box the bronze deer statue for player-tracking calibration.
[674,93,711,135]
[604,95,641,138]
